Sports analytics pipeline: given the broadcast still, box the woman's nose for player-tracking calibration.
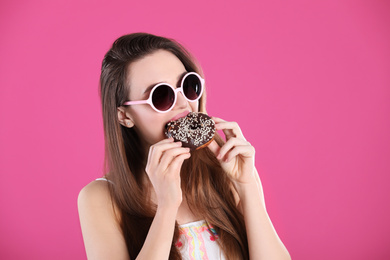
[175,91,188,109]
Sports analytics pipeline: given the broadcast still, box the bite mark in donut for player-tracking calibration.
[164,112,215,151]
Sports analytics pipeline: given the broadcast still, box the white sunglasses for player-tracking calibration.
[123,72,205,113]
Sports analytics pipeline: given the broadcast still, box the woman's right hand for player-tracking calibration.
[145,137,191,210]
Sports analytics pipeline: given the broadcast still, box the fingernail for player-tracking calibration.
[217,154,222,159]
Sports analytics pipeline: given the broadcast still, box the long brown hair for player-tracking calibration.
[99,33,249,260]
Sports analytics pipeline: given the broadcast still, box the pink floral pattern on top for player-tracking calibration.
[176,220,225,260]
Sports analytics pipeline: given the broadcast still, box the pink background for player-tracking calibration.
[1,0,389,259]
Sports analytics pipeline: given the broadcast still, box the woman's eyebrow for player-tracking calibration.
[142,71,188,95]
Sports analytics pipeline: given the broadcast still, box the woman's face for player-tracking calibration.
[122,50,199,147]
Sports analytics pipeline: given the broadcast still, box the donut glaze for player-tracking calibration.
[164,112,215,151]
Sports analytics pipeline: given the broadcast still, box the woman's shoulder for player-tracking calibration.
[77,177,120,221]
[78,179,128,258]
[78,178,111,204]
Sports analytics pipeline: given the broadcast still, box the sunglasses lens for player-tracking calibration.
[152,85,175,111]
[183,74,202,100]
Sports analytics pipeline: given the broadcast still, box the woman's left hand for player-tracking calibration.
[208,117,256,185]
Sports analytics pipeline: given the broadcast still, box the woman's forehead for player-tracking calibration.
[127,50,186,94]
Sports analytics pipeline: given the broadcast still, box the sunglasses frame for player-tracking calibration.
[123,72,205,113]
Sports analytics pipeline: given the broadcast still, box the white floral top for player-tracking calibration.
[176,220,226,260]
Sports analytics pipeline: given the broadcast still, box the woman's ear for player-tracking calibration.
[117,107,134,128]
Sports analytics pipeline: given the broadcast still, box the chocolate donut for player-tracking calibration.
[165,112,215,151]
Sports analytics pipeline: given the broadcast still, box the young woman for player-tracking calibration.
[78,33,291,260]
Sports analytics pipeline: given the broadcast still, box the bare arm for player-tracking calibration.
[135,206,178,259]
[78,180,180,260]
[78,139,189,260]
[209,117,291,260]
[235,168,291,260]
[78,180,129,260]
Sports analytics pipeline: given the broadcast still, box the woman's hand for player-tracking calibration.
[208,117,256,185]
[145,138,191,210]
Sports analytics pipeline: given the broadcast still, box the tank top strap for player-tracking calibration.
[95,177,114,184]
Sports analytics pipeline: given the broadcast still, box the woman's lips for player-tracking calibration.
[169,110,190,122]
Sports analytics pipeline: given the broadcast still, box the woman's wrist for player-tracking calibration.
[234,179,266,209]
[155,203,179,220]
[234,181,259,197]
[233,168,262,196]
